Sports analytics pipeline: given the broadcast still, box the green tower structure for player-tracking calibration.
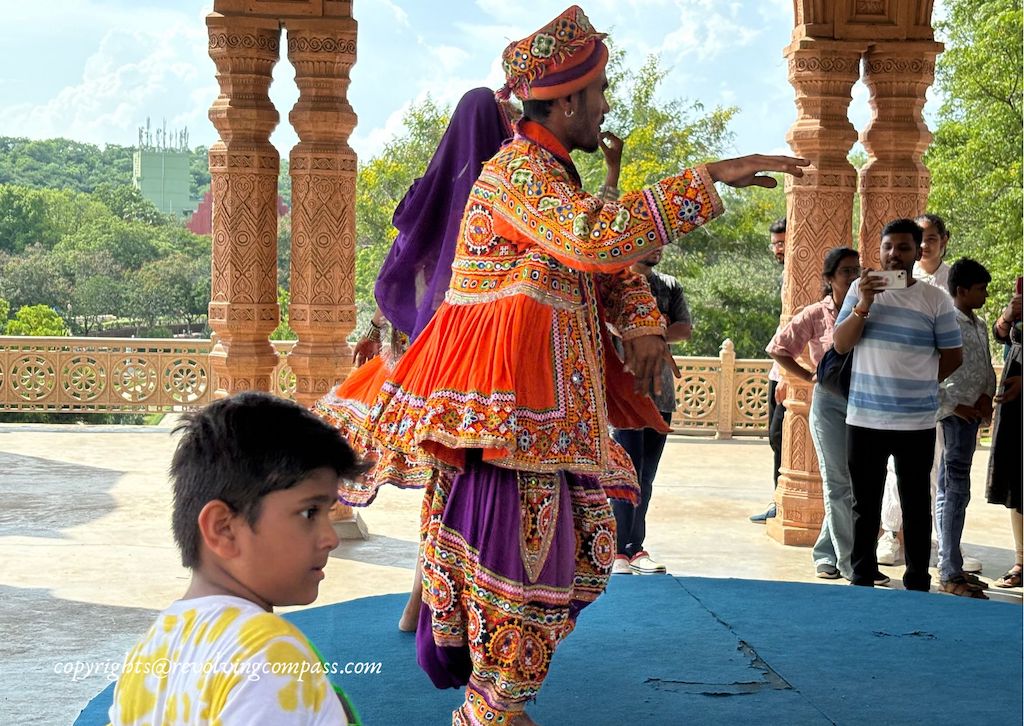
[132,118,196,217]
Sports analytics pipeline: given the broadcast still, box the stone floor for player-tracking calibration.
[0,419,1019,725]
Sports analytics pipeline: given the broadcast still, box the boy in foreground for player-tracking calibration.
[108,392,367,725]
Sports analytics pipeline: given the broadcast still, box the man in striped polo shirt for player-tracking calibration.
[833,218,963,592]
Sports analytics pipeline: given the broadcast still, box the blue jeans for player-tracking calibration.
[809,385,854,579]
[936,415,981,581]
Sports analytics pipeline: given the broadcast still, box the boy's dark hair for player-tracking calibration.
[880,218,923,245]
[170,392,369,568]
[522,99,555,122]
[769,217,787,234]
[947,257,991,297]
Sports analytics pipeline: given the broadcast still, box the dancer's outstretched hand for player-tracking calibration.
[706,154,809,188]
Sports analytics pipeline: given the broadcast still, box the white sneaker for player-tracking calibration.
[962,552,983,573]
[612,555,633,575]
[876,531,903,566]
[629,551,667,575]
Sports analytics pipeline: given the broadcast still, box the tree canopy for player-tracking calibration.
[926,0,1022,322]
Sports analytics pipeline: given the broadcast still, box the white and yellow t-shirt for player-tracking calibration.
[108,595,347,725]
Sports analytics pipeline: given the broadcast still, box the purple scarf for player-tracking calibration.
[374,88,511,340]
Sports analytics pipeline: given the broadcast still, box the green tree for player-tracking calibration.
[277,213,292,290]
[0,244,69,313]
[353,97,450,328]
[71,274,124,335]
[0,297,9,325]
[0,185,52,253]
[573,53,736,191]
[93,183,168,225]
[190,145,212,199]
[5,304,68,336]
[278,158,292,208]
[271,286,296,340]
[926,0,1022,322]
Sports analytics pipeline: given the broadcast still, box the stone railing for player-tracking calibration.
[0,336,296,413]
[0,337,1002,438]
[669,340,771,437]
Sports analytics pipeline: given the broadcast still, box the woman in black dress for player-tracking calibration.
[987,289,1022,588]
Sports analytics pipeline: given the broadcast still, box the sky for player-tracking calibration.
[0,0,947,161]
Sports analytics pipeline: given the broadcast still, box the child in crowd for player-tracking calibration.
[108,392,368,725]
[936,259,996,598]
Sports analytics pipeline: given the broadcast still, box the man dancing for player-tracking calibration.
[317,6,805,724]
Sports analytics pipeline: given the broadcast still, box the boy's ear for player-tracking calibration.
[197,500,243,560]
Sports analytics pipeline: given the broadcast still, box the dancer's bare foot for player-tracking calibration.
[397,600,418,632]
[398,559,424,632]
[512,712,539,726]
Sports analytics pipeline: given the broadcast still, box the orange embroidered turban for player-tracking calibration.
[497,5,608,102]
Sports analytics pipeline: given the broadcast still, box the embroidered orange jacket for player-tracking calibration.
[316,120,723,505]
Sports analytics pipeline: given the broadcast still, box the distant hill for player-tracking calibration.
[0,137,211,199]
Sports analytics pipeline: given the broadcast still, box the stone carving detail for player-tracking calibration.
[63,356,105,401]
[206,17,283,397]
[10,355,56,402]
[855,0,887,14]
[285,21,359,406]
[857,42,942,268]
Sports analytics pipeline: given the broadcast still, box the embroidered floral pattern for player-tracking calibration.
[422,470,614,724]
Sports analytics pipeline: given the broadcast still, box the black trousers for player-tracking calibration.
[848,424,936,591]
[768,379,786,490]
[611,411,674,557]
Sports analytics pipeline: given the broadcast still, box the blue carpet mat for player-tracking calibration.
[75,577,1022,725]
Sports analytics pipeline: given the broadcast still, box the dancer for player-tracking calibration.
[342,87,624,631]
[317,6,806,723]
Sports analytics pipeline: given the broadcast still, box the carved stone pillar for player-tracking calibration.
[769,39,862,546]
[857,41,943,267]
[284,19,365,539]
[285,19,359,409]
[206,15,282,396]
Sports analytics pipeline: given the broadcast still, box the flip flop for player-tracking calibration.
[994,567,1023,588]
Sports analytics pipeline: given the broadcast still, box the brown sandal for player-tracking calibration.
[994,566,1023,589]
[940,576,989,599]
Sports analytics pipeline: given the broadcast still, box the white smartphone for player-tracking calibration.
[868,270,908,290]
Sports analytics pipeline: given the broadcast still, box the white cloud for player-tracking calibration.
[3,22,211,147]
[657,1,763,62]
[427,44,471,74]
[375,0,411,27]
